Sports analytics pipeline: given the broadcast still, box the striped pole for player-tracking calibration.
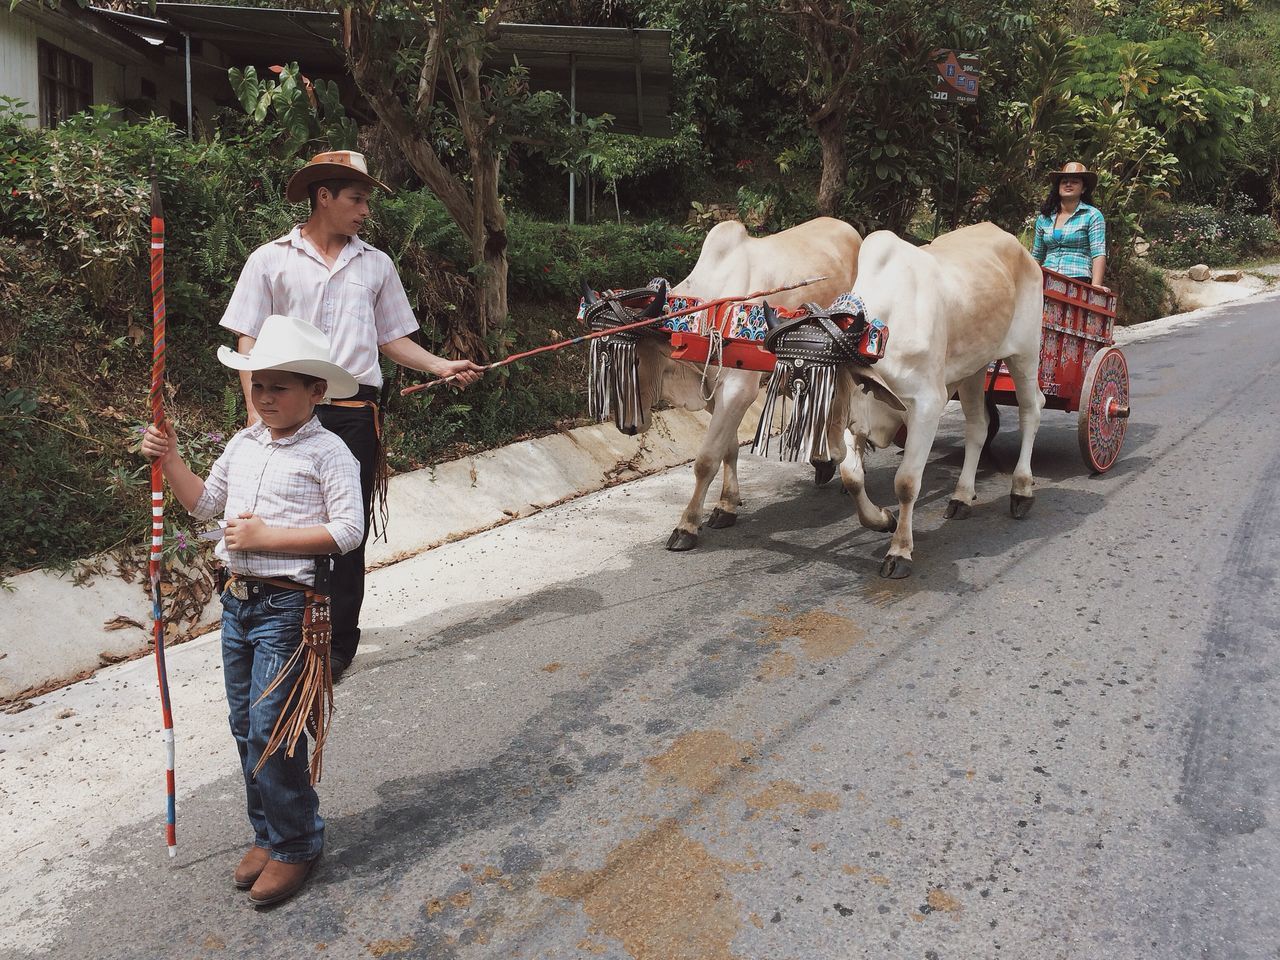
[149,175,177,858]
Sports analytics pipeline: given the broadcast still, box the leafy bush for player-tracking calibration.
[1144,198,1280,266]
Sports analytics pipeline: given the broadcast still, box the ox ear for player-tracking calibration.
[851,368,906,413]
[581,280,600,306]
[641,280,668,318]
[761,300,782,331]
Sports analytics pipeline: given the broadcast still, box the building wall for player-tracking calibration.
[0,13,42,118]
[0,8,222,130]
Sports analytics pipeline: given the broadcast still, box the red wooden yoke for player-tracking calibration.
[587,266,1110,389]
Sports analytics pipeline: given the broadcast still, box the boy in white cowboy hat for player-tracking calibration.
[140,315,364,907]
[220,150,485,682]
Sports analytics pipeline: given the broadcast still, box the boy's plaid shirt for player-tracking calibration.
[192,416,363,586]
[1032,203,1106,280]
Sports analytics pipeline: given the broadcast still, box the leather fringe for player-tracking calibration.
[252,590,334,785]
[751,364,836,463]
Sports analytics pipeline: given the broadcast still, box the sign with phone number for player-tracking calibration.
[932,50,980,105]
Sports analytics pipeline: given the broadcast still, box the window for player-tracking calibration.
[38,40,92,128]
[140,77,157,100]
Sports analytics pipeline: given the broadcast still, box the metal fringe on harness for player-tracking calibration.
[587,335,642,430]
[751,297,886,463]
[751,362,836,462]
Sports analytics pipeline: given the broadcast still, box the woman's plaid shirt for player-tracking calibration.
[192,416,364,586]
[1032,203,1107,280]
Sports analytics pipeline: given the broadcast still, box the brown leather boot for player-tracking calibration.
[233,846,271,890]
[247,853,320,907]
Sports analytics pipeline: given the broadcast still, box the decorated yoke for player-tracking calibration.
[580,279,888,461]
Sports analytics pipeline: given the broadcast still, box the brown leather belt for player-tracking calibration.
[225,573,307,601]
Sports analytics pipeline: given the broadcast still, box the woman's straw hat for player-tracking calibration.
[1047,161,1098,190]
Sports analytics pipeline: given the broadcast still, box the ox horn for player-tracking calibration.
[581,280,600,306]
[762,300,783,331]
[641,280,668,318]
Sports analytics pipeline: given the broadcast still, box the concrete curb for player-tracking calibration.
[0,405,759,702]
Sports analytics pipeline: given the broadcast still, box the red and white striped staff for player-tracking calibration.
[149,174,177,857]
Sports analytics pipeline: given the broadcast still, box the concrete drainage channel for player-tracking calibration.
[0,406,759,706]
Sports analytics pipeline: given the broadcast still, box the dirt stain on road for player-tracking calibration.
[745,779,841,819]
[539,819,743,960]
[756,610,867,661]
[926,888,963,914]
[757,649,796,681]
[645,730,755,794]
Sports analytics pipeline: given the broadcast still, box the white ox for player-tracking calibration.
[832,222,1045,578]
[609,217,862,551]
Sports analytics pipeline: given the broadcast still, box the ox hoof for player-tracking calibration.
[881,512,898,534]
[944,499,972,520]
[812,460,837,486]
[1010,493,1034,519]
[707,508,738,529]
[879,555,913,579]
[666,528,700,551]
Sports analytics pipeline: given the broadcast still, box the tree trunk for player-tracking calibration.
[343,7,508,359]
[814,111,846,217]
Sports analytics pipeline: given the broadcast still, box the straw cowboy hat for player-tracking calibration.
[217,315,359,401]
[1047,161,1098,190]
[285,150,391,204]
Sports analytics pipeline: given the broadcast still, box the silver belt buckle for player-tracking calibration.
[229,578,249,601]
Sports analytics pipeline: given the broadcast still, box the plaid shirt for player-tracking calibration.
[192,416,364,586]
[220,226,420,388]
[1032,203,1106,279]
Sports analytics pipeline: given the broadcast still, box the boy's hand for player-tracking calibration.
[224,513,270,551]
[140,423,179,463]
[435,358,485,387]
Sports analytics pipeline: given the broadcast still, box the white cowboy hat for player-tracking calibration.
[217,315,359,400]
[285,150,391,204]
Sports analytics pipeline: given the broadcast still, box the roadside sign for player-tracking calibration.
[931,50,980,105]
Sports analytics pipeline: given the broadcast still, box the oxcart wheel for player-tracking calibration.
[1077,346,1130,473]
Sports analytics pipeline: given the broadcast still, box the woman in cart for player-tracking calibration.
[1032,161,1108,288]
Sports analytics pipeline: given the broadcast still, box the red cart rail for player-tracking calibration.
[985,267,1131,472]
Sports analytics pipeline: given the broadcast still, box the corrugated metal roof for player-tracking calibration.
[148,4,673,137]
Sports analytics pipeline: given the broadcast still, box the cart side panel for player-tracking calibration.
[1039,269,1118,412]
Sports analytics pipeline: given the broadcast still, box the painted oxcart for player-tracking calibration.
[985,267,1131,473]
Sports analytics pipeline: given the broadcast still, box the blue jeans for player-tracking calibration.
[221,589,324,863]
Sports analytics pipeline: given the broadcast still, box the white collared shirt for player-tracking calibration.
[219,226,420,387]
[192,416,364,586]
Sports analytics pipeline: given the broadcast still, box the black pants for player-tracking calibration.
[315,387,379,665]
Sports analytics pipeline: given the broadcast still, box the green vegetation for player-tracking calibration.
[2,0,1278,573]
[0,104,695,573]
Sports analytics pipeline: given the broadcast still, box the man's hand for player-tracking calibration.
[140,423,179,465]
[224,513,271,552]
[435,358,486,387]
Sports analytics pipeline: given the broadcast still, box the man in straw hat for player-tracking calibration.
[1032,161,1108,288]
[220,150,484,683]
[140,315,365,906]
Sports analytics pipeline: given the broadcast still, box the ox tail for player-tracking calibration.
[750,364,837,463]
[588,336,642,431]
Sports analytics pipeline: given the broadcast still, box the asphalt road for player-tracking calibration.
[5,291,1280,960]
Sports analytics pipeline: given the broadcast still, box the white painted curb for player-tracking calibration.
[0,405,762,702]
